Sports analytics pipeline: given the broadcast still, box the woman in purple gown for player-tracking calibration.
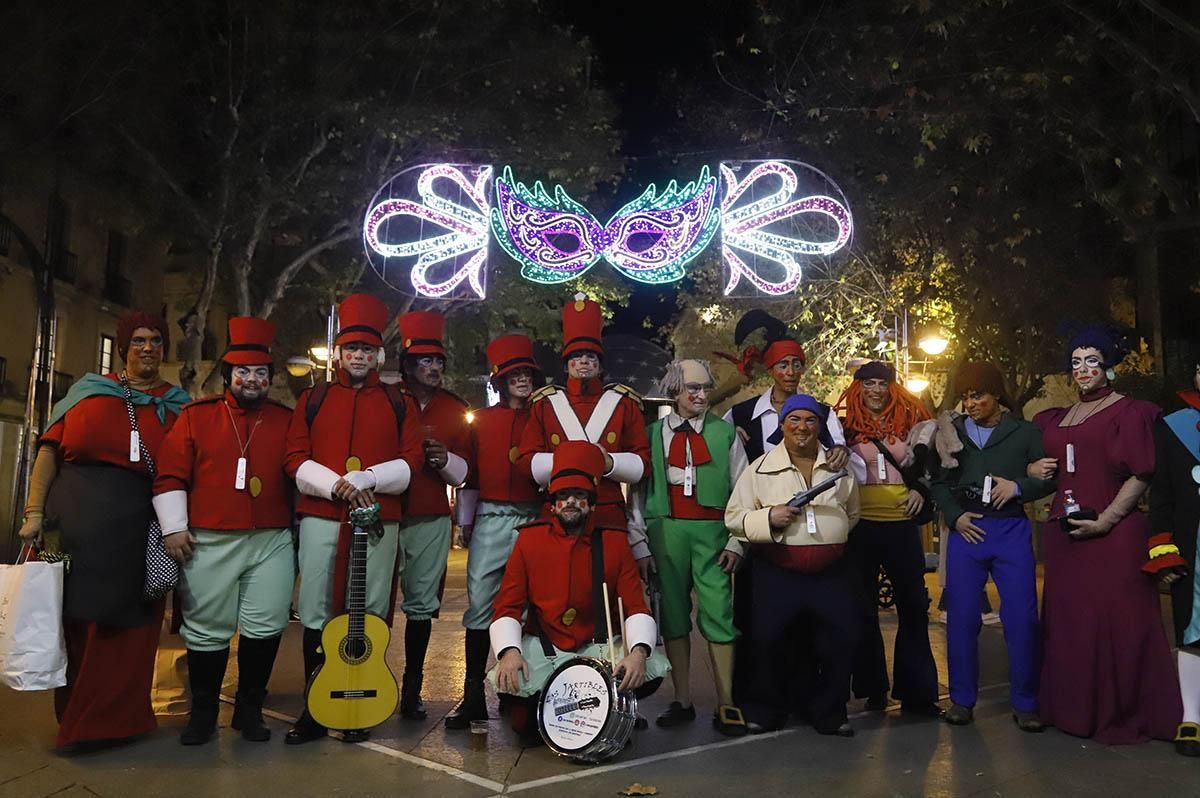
[1030,329,1181,744]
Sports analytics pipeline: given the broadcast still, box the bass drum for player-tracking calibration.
[536,656,637,764]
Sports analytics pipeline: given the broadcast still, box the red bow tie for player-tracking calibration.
[668,423,712,469]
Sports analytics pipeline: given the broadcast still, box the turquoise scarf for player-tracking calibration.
[47,373,190,429]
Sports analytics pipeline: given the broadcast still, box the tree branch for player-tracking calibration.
[116,126,213,234]
[1134,0,1200,46]
[258,227,357,319]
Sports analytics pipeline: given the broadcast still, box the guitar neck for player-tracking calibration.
[348,523,368,640]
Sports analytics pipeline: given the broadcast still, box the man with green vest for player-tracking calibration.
[630,359,748,736]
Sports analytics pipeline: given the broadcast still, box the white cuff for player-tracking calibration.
[152,490,189,536]
[531,452,553,486]
[489,616,523,659]
[623,612,656,653]
[439,452,468,488]
[604,452,645,484]
[367,458,411,494]
[342,470,377,491]
[723,536,746,557]
[742,507,777,544]
[297,460,341,499]
[456,489,480,527]
[630,539,652,561]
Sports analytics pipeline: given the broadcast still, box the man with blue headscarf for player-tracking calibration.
[725,394,861,737]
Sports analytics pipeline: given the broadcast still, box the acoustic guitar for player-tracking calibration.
[306,504,399,731]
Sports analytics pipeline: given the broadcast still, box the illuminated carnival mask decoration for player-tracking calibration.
[363,159,851,299]
[490,165,719,285]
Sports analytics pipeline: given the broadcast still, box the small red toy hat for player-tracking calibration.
[398,310,447,357]
[487,334,540,381]
[222,316,276,366]
[335,294,389,348]
[548,440,606,495]
[561,293,604,358]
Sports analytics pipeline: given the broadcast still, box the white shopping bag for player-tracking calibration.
[0,549,68,691]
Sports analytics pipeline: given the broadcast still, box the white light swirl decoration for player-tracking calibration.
[364,164,493,298]
[719,161,853,296]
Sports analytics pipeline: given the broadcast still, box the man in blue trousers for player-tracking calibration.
[931,361,1055,732]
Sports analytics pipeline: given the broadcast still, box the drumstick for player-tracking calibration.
[602,581,617,669]
[617,596,628,660]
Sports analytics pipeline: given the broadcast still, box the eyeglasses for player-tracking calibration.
[130,336,163,350]
[684,382,712,395]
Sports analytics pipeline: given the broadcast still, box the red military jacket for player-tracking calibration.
[284,370,424,522]
[517,377,650,529]
[154,391,293,530]
[405,387,472,517]
[492,517,650,652]
[465,404,540,505]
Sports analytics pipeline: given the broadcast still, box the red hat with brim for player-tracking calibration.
[762,339,806,369]
[335,293,388,348]
[223,316,276,366]
[398,310,447,357]
[562,295,604,359]
[548,440,606,495]
[488,334,541,382]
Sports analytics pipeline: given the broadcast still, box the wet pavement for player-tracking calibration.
[1,550,1195,797]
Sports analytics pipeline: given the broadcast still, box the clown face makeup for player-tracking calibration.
[781,408,821,456]
[1070,346,1107,393]
[674,359,713,419]
[770,355,805,395]
[405,354,445,391]
[340,342,379,382]
[861,378,891,414]
[567,351,600,380]
[552,488,592,530]
[125,326,164,380]
[231,365,271,404]
[1193,363,1200,392]
[504,367,535,402]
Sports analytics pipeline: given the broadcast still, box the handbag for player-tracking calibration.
[870,438,938,526]
[0,545,68,690]
[120,375,180,601]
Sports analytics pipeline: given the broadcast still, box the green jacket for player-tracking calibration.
[931,412,1055,527]
[644,413,735,519]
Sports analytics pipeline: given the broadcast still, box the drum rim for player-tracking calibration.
[537,656,617,754]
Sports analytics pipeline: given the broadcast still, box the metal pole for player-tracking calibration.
[324,302,336,383]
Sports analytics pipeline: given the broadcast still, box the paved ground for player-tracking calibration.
[2,549,1195,797]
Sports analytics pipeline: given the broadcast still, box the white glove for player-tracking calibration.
[342,470,378,491]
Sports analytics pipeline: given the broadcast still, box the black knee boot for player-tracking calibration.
[400,619,432,720]
[232,635,281,742]
[285,627,327,745]
[445,629,491,729]
[180,648,230,746]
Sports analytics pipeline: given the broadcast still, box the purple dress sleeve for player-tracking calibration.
[1108,398,1160,482]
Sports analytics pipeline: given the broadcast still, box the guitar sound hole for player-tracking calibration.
[341,636,372,663]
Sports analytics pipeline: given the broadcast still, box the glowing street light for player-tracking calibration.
[906,376,930,394]
[310,345,330,363]
[918,335,950,355]
[286,356,315,378]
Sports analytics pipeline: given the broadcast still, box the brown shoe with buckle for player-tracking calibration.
[712,704,748,737]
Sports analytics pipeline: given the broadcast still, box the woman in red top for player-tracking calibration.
[19,311,190,750]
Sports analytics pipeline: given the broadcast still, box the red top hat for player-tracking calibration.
[398,311,446,357]
[223,317,276,366]
[548,440,606,495]
[335,294,388,348]
[487,334,540,382]
[562,294,604,358]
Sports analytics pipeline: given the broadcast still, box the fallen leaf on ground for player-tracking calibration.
[619,784,659,796]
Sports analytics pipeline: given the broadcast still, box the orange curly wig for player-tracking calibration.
[835,380,931,444]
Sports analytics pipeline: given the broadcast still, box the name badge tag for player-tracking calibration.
[1065,443,1076,474]
[876,452,888,481]
[982,474,993,504]
[235,457,247,491]
[129,430,141,462]
[683,466,694,497]
[806,506,818,536]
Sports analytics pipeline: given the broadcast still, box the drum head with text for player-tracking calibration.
[539,659,613,752]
